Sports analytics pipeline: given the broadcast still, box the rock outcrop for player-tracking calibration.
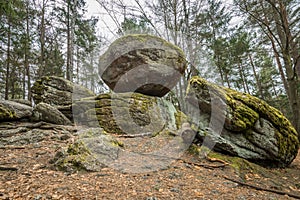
[186,76,299,167]
[51,128,122,172]
[10,99,32,107]
[31,76,95,121]
[73,92,187,135]
[0,100,33,121]
[32,103,72,125]
[99,34,187,97]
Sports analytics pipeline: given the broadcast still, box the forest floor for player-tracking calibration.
[0,123,300,200]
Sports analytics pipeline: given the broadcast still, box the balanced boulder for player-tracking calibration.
[186,76,299,167]
[99,34,187,97]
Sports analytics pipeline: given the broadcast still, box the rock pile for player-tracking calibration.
[99,34,187,97]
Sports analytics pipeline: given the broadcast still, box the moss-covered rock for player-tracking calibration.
[31,76,95,106]
[31,76,95,121]
[73,92,186,135]
[51,128,123,173]
[32,103,72,125]
[186,76,299,167]
[99,34,187,97]
[0,100,33,122]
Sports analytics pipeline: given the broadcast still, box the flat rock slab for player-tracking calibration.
[99,34,187,97]
[0,100,33,122]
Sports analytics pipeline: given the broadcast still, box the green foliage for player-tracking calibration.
[118,16,153,35]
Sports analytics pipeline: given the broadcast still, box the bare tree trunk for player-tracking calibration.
[38,0,46,78]
[5,23,11,100]
[66,0,76,82]
[237,62,247,93]
[66,1,72,81]
[270,0,300,135]
[25,1,31,101]
[249,54,264,99]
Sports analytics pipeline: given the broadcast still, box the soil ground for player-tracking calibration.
[0,125,300,200]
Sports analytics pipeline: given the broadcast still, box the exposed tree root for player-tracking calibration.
[223,176,300,199]
[0,166,18,171]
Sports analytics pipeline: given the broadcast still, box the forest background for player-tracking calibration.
[0,0,299,136]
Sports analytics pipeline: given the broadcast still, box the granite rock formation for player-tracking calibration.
[186,76,299,167]
[99,34,187,97]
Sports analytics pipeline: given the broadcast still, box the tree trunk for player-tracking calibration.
[25,1,31,101]
[249,54,264,99]
[271,1,300,136]
[38,0,46,78]
[5,23,11,100]
[238,62,247,93]
[66,0,75,82]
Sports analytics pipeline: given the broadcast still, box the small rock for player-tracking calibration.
[146,197,158,200]
[170,188,180,193]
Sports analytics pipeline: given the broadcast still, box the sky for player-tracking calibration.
[84,0,240,47]
[85,0,120,42]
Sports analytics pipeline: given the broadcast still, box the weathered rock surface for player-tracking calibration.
[73,92,186,135]
[99,34,187,97]
[0,129,44,147]
[0,100,33,121]
[0,124,75,147]
[32,103,72,125]
[31,76,95,121]
[10,99,32,107]
[186,76,299,167]
[51,126,195,173]
[51,128,122,172]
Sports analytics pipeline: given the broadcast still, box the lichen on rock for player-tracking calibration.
[186,76,299,167]
[99,34,187,97]
[51,128,123,173]
[0,100,33,121]
[73,92,185,135]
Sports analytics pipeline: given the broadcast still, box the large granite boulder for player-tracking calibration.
[186,76,299,167]
[99,34,187,97]
[0,100,33,122]
[31,76,95,120]
[73,92,187,135]
[32,103,72,125]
